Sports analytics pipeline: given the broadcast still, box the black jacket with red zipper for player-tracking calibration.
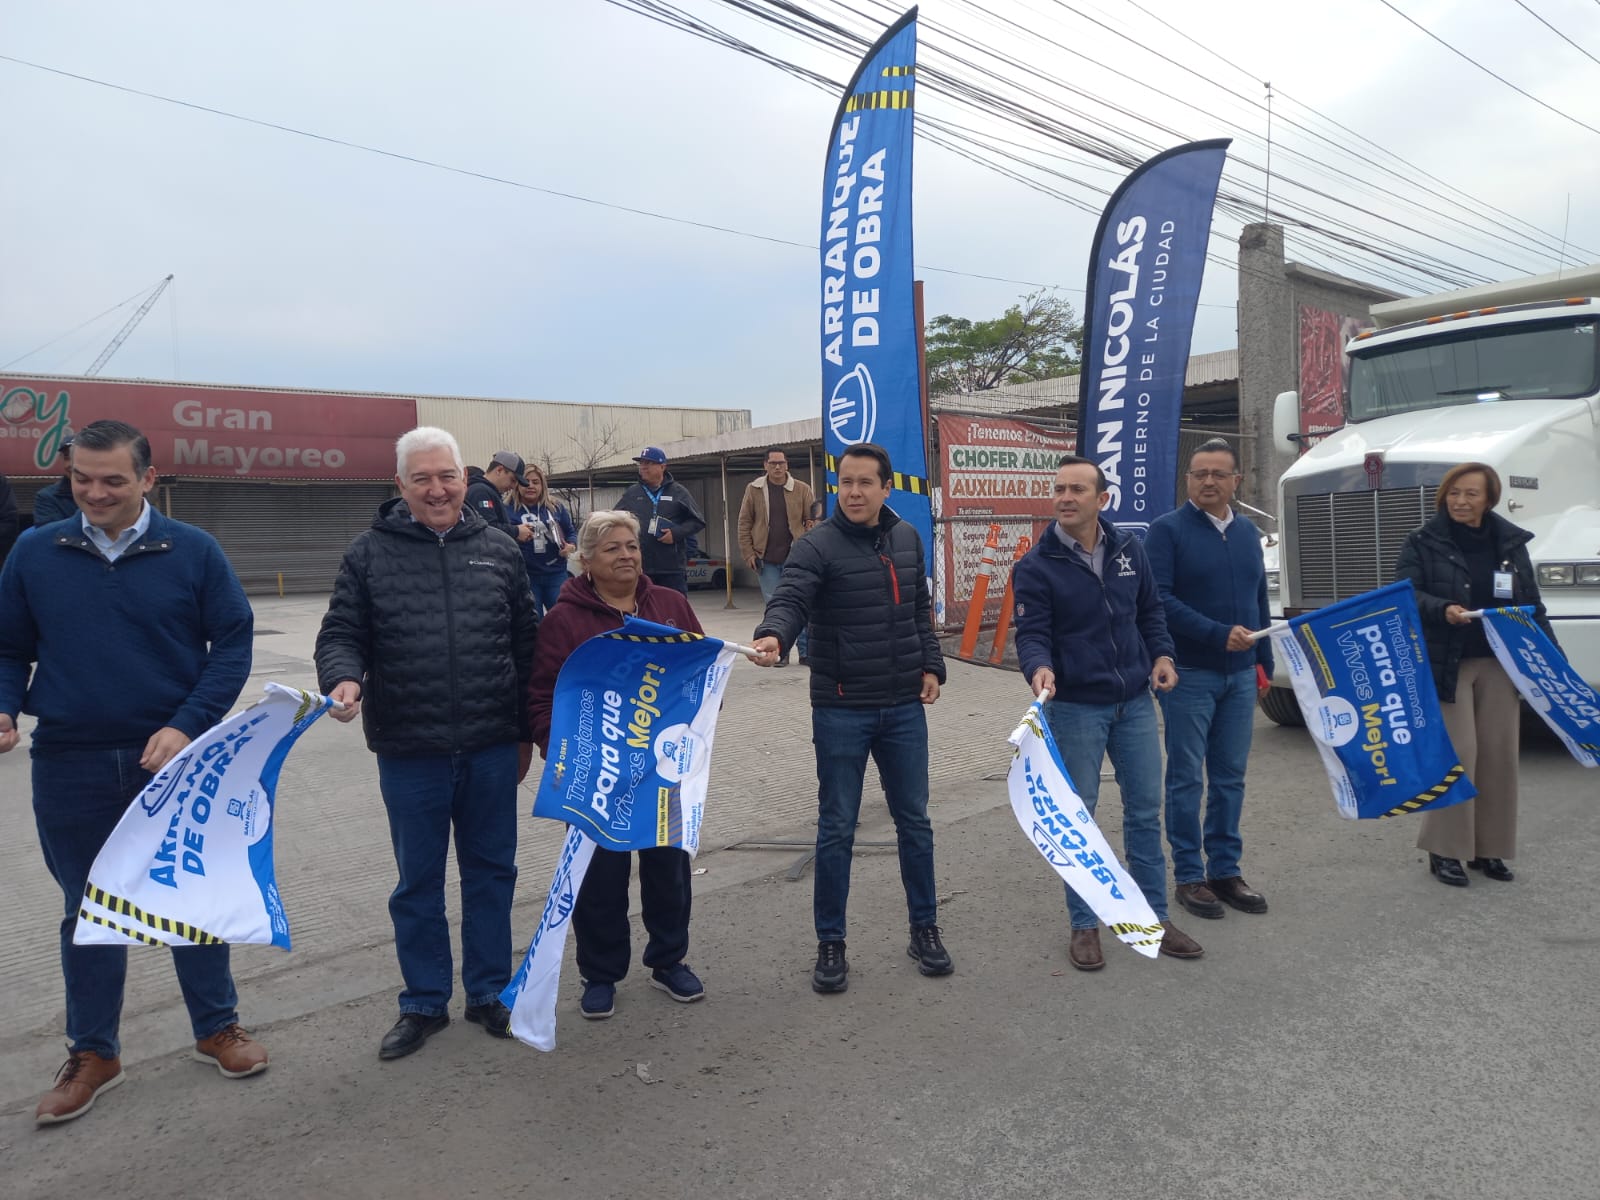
[754,505,945,709]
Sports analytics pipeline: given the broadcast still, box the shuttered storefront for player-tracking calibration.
[169,480,395,594]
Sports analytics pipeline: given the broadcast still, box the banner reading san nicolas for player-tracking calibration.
[1077,140,1229,535]
[820,7,932,577]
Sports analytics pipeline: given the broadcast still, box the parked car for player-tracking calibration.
[685,551,728,591]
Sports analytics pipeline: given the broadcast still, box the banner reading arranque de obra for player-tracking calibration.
[819,6,932,579]
[74,683,336,950]
[1269,581,1477,819]
[502,619,739,1049]
[1008,701,1164,956]
[1480,606,1599,767]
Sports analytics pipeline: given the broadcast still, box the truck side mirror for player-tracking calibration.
[1272,391,1301,455]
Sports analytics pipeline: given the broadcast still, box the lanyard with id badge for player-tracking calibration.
[1494,561,1515,602]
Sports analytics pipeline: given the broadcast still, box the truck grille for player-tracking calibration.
[1294,486,1436,606]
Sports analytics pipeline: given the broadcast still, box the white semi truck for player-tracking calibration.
[1261,264,1600,725]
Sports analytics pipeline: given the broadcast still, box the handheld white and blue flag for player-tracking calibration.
[1268,581,1476,819]
[1480,606,1599,768]
[73,683,336,949]
[1008,700,1164,957]
[504,617,740,1048]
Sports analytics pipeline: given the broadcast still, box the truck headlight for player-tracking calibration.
[1538,564,1574,586]
[1579,563,1600,587]
[1266,570,1280,594]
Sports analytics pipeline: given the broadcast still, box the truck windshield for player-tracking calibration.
[1347,317,1598,421]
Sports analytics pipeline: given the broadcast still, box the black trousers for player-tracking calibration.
[574,846,692,984]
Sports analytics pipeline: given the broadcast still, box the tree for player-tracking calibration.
[566,414,626,514]
[924,290,1081,396]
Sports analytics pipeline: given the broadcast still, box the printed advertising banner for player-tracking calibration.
[1481,607,1599,767]
[0,375,417,478]
[73,684,335,950]
[819,7,932,576]
[936,413,1073,626]
[1297,306,1372,449]
[1268,581,1476,819]
[1076,139,1229,534]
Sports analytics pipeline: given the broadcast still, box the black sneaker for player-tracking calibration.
[464,1000,514,1039]
[907,925,954,976]
[812,940,848,993]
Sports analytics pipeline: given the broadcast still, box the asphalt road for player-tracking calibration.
[3,592,1596,1199]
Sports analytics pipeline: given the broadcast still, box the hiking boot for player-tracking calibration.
[1208,876,1269,913]
[907,925,954,976]
[650,963,706,1003]
[812,940,849,993]
[1175,881,1226,919]
[194,1024,269,1078]
[35,1050,124,1125]
[580,980,616,1020]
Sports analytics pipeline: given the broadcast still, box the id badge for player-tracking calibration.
[1493,570,1514,600]
[648,515,660,536]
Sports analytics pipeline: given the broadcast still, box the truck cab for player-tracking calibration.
[1262,265,1600,725]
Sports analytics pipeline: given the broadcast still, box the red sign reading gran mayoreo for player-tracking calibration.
[0,376,418,479]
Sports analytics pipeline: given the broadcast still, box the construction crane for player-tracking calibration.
[86,274,173,376]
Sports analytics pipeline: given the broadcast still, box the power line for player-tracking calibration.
[0,53,1143,304]
[1510,0,1600,69]
[1,280,155,369]
[1375,0,1600,138]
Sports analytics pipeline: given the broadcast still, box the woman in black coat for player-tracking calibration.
[1394,462,1555,888]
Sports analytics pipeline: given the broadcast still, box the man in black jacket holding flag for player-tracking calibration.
[316,426,538,1061]
[750,442,951,995]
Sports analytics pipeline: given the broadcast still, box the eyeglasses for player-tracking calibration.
[1187,470,1238,481]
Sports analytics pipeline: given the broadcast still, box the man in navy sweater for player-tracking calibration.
[1144,438,1273,920]
[0,420,262,1126]
[1013,456,1204,970]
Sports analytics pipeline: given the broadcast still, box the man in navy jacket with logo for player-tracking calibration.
[1013,455,1203,971]
[1144,438,1273,920]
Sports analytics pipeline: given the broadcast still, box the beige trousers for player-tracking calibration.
[1416,657,1521,861]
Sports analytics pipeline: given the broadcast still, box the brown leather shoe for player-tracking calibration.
[194,1024,269,1078]
[1208,875,1268,914]
[1068,927,1104,971]
[1158,921,1204,959]
[1175,881,1226,919]
[35,1050,124,1125]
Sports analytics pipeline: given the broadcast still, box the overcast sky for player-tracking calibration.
[3,0,1598,427]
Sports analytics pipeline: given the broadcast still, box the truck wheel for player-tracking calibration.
[1258,685,1305,727]
[711,569,726,591]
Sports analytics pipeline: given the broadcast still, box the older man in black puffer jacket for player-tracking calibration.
[315,426,538,1061]
[751,442,951,996]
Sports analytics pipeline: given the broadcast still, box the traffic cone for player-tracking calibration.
[958,524,1003,660]
[988,535,1032,664]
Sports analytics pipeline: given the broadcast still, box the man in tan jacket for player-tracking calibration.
[738,448,816,666]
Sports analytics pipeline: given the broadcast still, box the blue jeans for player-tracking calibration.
[527,568,566,617]
[1159,668,1256,883]
[759,562,808,656]
[32,745,240,1057]
[376,743,519,1015]
[811,702,937,941]
[1044,692,1169,928]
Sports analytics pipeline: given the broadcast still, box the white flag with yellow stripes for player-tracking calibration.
[1008,700,1164,957]
[73,683,335,950]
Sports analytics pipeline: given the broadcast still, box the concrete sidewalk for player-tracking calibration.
[3,588,1597,1198]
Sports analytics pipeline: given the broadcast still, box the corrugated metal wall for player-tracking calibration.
[413,397,751,476]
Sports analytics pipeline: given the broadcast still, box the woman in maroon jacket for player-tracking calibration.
[527,510,706,1020]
